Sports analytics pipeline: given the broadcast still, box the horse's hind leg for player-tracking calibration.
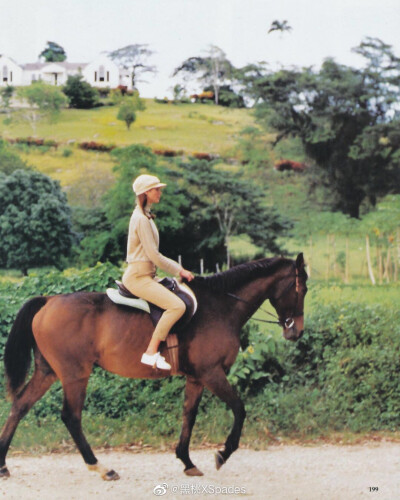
[0,355,57,478]
[61,379,119,481]
[202,368,246,470]
[176,377,204,476]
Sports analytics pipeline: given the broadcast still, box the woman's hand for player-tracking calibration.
[180,269,195,282]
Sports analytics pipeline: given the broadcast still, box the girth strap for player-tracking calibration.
[166,333,180,374]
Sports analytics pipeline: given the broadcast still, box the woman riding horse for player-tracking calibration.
[0,246,307,480]
[122,174,194,370]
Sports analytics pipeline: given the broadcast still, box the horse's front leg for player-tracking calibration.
[202,368,246,469]
[176,377,204,476]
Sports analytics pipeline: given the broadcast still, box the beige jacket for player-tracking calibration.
[126,205,183,276]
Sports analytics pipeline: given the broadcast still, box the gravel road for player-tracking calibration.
[0,442,399,500]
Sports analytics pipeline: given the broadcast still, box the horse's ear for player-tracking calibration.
[296,252,304,270]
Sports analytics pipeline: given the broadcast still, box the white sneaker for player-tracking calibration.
[141,352,171,370]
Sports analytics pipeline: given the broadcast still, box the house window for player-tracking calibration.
[94,71,97,82]
[2,66,8,82]
[107,71,110,82]
[99,65,105,82]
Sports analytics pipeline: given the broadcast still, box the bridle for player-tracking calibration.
[227,266,302,328]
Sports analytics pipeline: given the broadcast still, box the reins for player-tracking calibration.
[226,267,301,328]
[226,292,281,325]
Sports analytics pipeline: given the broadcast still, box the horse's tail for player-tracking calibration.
[4,296,48,399]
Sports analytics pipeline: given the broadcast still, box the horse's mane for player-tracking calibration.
[192,257,293,293]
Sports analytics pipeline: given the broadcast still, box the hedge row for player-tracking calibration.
[7,137,59,148]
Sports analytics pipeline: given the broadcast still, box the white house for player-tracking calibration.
[82,55,121,89]
[0,54,132,89]
[0,56,23,86]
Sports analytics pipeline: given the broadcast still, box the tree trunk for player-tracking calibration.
[383,246,391,283]
[377,245,383,284]
[365,235,376,285]
[225,237,230,269]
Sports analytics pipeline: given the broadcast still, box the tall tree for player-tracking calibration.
[0,169,74,274]
[245,38,400,217]
[173,45,235,105]
[17,82,69,132]
[39,41,67,62]
[179,159,290,267]
[107,44,156,89]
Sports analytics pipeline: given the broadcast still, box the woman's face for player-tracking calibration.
[146,187,163,204]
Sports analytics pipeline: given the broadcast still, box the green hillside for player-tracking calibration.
[1,100,268,204]
[1,100,398,285]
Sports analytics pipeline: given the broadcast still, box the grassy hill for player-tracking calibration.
[1,100,398,285]
[2,100,258,155]
[1,100,266,204]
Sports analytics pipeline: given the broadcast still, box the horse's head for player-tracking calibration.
[269,253,308,341]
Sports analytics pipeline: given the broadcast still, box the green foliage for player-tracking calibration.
[62,75,100,109]
[173,45,235,105]
[204,85,245,108]
[247,38,400,218]
[0,169,74,274]
[61,147,73,158]
[39,41,67,62]
[71,206,111,265]
[17,83,69,131]
[179,159,291,263]
[236,127,272,169]
[0,138,29,175]
[116,93,146,129]
[274,302,400,432]
[0,85,14,111]
[228,323,281,393]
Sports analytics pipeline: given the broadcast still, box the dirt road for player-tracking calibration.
[0,442,399,500]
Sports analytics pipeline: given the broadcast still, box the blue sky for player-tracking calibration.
[1,0,399,97]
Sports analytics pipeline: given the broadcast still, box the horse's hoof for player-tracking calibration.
[184,466,204,477]
[103,469,120,481]
[0,466,10,479]
[215,451,225,470]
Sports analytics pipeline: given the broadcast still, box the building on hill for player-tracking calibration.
[0,54,132,89]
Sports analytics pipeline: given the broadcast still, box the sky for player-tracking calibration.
[1,0,399,97]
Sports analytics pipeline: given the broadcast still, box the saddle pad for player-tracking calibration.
[106,288,150,313]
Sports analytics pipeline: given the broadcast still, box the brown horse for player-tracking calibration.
[0,253,307,480]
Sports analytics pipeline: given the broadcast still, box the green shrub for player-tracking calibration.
[62,147,73,157]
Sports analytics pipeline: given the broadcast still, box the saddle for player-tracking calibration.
[106,278,197,373]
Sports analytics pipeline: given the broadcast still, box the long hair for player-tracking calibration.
[136,193,155,219]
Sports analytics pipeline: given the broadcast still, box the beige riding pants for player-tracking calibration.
[122,262,186,342]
